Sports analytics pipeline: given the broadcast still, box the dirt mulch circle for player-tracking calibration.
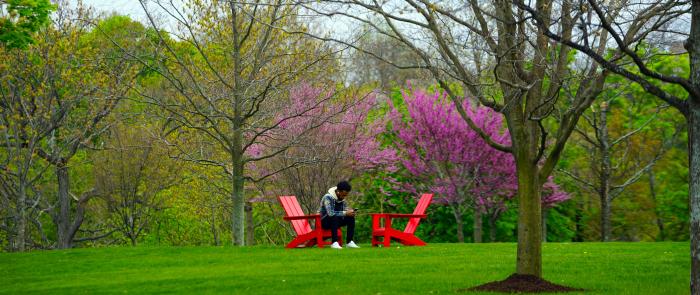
[460,274,584,293]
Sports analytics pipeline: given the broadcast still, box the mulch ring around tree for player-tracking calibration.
[460,274,584,293]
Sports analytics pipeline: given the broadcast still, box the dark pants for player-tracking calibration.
[321,216,355,243]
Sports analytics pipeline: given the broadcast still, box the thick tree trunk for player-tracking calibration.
[472,208,482,243]
[599,103,612,242]
[231,148,245,246]
[245,201,255,246]
[515,161,542,276]
[689,96,700,294]
[689,4,700,292]
[56,165,72,249]
[230,1,246,247]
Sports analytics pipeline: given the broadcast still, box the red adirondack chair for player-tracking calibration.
[371,193,433,247]
[278,195,342,248]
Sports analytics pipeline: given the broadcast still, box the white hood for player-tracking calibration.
[327,186,344,202]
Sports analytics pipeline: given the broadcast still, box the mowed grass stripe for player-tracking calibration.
[0,242,688,294]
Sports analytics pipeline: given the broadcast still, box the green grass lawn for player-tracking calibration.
[0,242,688,294]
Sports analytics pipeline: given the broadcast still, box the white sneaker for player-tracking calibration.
[330,242,343,249]
[346,241,360,248]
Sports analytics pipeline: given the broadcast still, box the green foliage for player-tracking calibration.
[0,0,56,49]
[419,204,466,242]
[0,243,689,294]
[0,230,6,250]
[546,204,577,242]
[555,48,689,242]
[494,208,518,241]
[651,147,689,241]
[252,202,292,246]
[144,205,213,246]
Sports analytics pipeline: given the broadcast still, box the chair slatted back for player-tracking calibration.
[278,196,312,235]
[404,194,433,234]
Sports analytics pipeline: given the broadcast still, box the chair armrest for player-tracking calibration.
[370,213,426,231]
[283,214,321,221]
[369,213,427,219]
[384,213,427,219]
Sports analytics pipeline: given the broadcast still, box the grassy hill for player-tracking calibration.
[0,242,688,294]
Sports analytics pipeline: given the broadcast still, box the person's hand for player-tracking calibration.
[346,209,356,217]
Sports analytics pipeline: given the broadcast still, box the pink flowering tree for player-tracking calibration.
[250,84,397,213]
[388,89,570,242]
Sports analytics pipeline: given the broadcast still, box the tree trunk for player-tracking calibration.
[230,148,245,246]
[648,170,665,241]
[0,218,6,251]
[211,206,219,246]
[56,164,72,249]
[245,201,255,246]
[128,212,138,246]
[689,4,700,293]
[598,102,612,242]
[600,192,612,242]
[230,1,246,247]
[453,207,465,243]
[488,214,497,242]
[16,181,26,252]
[542,208,548,243]
[473,208,482,243]
[515,161,542,277]
[689,92,700,294]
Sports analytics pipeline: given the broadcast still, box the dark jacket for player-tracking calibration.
[319,187,346,219]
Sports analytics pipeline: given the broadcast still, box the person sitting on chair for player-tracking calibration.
[319,180,359,249]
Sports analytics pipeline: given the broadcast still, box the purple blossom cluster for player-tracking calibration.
[387,89,569,212]
[249,83,398,182]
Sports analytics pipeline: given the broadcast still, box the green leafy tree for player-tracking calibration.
[0,0,55,49]
[93,122,181,246]
[136,0,340,246]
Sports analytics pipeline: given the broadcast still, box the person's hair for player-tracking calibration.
[336,181,352,192]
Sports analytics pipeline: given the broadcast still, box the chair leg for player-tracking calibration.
[287,232,315,248]
[286,240,302,249]
[383,218,393,247]
[316,230,324,248]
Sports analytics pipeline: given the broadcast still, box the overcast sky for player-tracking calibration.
[79,0,148,21]
[74,0,353,38]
